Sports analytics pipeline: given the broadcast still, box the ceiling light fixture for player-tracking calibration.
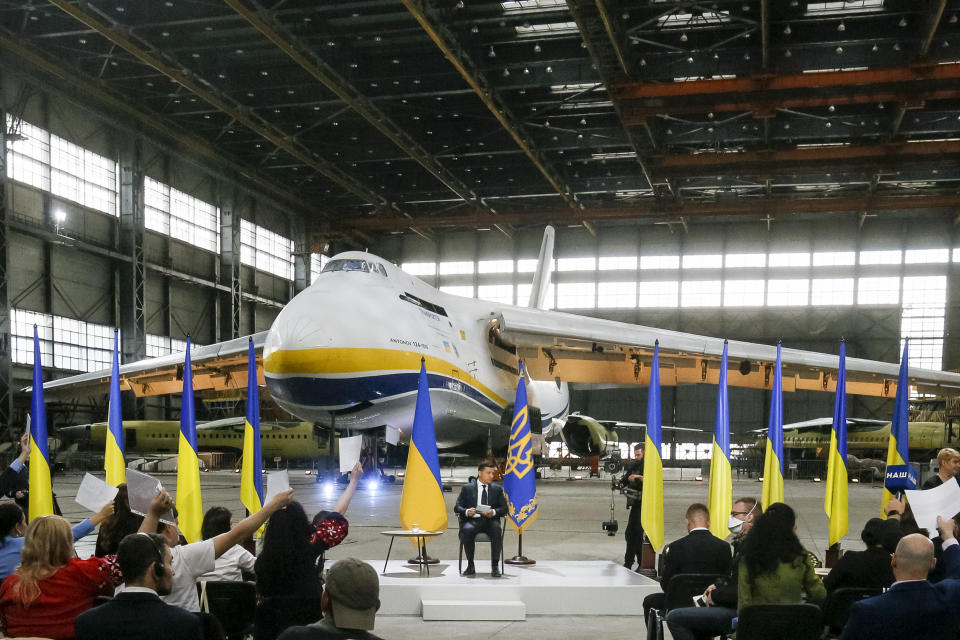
[837,20,845,32]
[534,42,542,53]
[488,46,496,58]
[783,24,791,35]
[680,32,688,42]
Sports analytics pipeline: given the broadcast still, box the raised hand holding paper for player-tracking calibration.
[904,480,960,538]
[265,469,290,503]
[75,473,119,513]
[339,435,363,474]
[126,468,176,525]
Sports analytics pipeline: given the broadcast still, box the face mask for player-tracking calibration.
[728,515,744,531]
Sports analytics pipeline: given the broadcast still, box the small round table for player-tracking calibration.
[380,529,444,576]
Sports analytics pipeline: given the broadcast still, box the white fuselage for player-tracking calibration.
[262,252,569,450]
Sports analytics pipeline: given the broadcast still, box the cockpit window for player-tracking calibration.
[320,259,389,277]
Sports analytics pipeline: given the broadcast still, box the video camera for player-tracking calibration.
[602,518,618,536]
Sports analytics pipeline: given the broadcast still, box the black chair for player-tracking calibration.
[647,573,723,640]
[822,587,882,637]
[457,515,506,575]
[736,603,824,640]
[254,594,323,640]
[198,581,256,640]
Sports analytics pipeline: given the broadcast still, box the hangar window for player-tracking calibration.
[439,285,475,298]
[768,253,811,268]
[401,262,436,276]
[682,255,722,270]
[599,256,637,270]
[723,280,765,307]
[905,249,949,264]
[859,250,901,265]
[478,285,514,304]
[902,276,947,372]
[310,254,329,281]
[640,255,680,270]
[813,252,856,267]
[11,309,112,372]
[858,277,900,305]
[557,257,596,272]
[439,261,474,275]
[557,282,595,309]
[725,254,766,268]
[5,116,118,217]
[240,219,294,280]
[598,282,636,308]
[516,259,540,273]
[479,260,514,274]
[811,278,854,306]
[517,282,555,309]
[639,281,679,307]
[767,279,809,306]
[144,177,219,253]
[681,280,721,307]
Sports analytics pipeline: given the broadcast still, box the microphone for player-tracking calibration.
[884,464,919,499]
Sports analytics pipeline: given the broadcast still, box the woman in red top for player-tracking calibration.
[0,515,120,639]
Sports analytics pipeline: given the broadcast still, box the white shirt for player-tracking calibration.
[162,539,215,612]
[476,481,490,509]
[198,544,256,583]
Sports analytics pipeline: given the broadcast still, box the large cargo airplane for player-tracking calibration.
[38,227,960,456]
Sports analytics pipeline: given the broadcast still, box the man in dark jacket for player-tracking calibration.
[453,462,509,577]
[620,444,645,570]
[664,497,761,640]
[75,533,203,640]
[839,519,960,640]
[642,503,732,627]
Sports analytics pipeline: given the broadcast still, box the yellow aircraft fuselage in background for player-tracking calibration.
[81,421,331,460]
[780,421,957,457]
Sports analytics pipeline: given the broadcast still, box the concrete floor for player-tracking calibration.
[57,468,885,639]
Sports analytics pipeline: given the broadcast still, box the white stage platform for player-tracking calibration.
[374,560,659,618]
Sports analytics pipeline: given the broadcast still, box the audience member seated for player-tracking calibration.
[921,447,960,489]
[0,515,121,638]
[95,484,144,557]
[75,532,204,640]
[665,497,761,640]
[139,487,293,612]
[839,519,960,640]
[276,558,383,640]
[824,517,901,593]
[255,464,360,640]
[0,500,113,580]
[738,502,826,610]
[642,502,732,622]
[199,506,256,582]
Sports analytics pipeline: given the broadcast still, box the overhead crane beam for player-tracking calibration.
[891,0,947,139]
[649,139,960,178]
[344,193,960,232]
[224,0,510,237]
[401,0,581,214]
[46,0,389,211]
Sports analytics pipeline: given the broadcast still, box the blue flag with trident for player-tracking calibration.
[504,362,538,532]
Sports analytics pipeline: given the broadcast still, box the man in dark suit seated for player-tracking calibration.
[642,503,732,625]
[454,462,508,577]
[75,532,203,640]
[839,518,960,640]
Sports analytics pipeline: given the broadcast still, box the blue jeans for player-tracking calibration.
[665,605,736,640]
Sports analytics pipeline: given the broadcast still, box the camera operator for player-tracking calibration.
[620,443,645,571]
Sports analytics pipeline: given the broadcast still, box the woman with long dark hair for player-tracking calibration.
[94,485,142,557]
[737,502,826,609]
[254,463,361,640]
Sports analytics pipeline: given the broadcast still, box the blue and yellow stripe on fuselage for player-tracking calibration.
[263,347,509,424]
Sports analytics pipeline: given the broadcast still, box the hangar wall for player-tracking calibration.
[2,75,305,429]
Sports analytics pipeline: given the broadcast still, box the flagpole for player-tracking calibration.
[505,530,535,565]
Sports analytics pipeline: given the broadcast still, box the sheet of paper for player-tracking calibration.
[264,469,289,504]
[474,504,491,518]
[126,468,176,525]
[385,424,400,446]
[75,473,118,513]
[339,435,363,474]
[905,480,960,538]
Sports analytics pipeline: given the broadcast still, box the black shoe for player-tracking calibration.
[463,564,476,576]
[490,568,502,578]
[623,562,633,570]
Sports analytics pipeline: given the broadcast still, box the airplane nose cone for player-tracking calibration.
[262,294,333,377]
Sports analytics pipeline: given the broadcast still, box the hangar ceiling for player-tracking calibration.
[2,0,959,240]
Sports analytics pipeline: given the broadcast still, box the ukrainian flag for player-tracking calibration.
[882,340,910,516]
[762,342,785,510]
[641,342,664,551]
[708,341,732,539]
[504,363,538,533]
[825,341,848,546]
[28,326,54,520]
[399,359,447,533]
[241,339,264,519]
[176,338,203,543]
[104,329,125,487]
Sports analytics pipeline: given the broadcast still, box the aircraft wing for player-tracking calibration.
[492,307,960,398]
[748,417,891,434]
[37,332,268,397]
